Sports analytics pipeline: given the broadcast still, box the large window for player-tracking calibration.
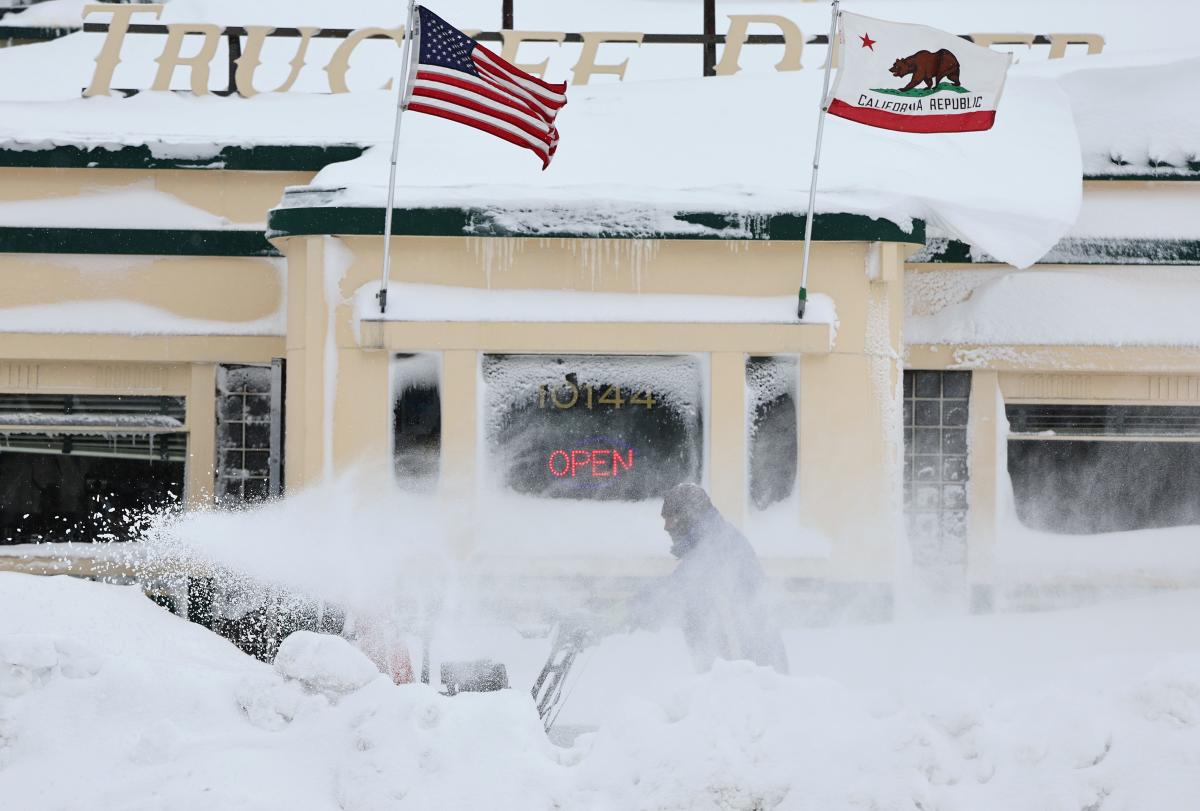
[1007,404,1200,534]
[482,354,703,501]
[0,394,185,543]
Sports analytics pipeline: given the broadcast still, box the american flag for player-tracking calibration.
[408,6,567,169]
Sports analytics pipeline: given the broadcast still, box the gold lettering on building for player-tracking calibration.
[1047,33,1105,58]
[325,26,405,94]
[83,2,164,97]
[571,32,644,85]
[80,4,1106,95]
[500,31,567,78]
[235,25,320,97]
[716,15,805,76]
[152,23,223,94]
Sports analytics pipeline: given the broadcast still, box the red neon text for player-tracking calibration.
[547,448,635,477]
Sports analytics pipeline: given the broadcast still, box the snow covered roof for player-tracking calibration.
[269,69,1080,268]
[0,0,1196,269]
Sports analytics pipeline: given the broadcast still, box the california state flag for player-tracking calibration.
[828,12,1013,133]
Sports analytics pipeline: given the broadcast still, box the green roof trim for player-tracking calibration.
[1085,171,1200,181]
[908,237,1200,266]
[0,143,366,171]
[0,227,280,257]
[267,204,926,243]
[0,25,74,43]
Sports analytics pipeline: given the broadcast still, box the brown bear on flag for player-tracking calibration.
[828,11,1012,133]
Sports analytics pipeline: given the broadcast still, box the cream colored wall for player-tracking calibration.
[0,167,313,226]
[0,254,283,323]
[279,232,913,582]
[797,243,907,581]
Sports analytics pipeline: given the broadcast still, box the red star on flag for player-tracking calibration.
[859,32,876,50]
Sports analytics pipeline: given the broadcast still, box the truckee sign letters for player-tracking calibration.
[81,3,1105,98]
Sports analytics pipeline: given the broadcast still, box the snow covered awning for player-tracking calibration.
[355,282,837,353]
[0,413,184,431]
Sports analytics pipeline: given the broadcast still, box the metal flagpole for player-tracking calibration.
[797,0,840,320]
[377,0,420,314]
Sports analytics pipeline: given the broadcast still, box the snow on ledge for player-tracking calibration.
[0,183,255,230]
[0,299,284,336]
[906,267,1200,347]
[353,281,837,329]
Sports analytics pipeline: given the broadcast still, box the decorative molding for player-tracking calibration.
[0,362,39,389]
[93,364,171,392]
[1150,375,1200,402]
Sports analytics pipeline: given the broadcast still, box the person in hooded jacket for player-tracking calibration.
[630,483,789,674]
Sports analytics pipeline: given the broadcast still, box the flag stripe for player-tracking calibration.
[470,56,560,124]
[827,99,997,133]
[415,65,545,123]
[472,44,567,106]
[408,95,552,154]
[411,84,555,146]
[408,100,552,168]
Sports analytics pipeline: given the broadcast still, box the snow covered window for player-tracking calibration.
[215,365,276,504]
[392,354,441,489]
[482,354,703,501]
[1007,404,1200,533]
[903,371,971,566]
[746,356,798,510]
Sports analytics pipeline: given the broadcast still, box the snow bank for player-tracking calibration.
[4,570,1200,809]
[273,630,381,698]
[905,267,1200,347]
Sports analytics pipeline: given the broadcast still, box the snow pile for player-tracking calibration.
[4,571,1200,809]
[272,631,381,698]
[905,267,1200,347]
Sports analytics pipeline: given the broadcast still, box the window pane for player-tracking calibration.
[482,354,702,501]
[746,356,797,511]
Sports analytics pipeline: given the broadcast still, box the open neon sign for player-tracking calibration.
[548,448,635,478]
